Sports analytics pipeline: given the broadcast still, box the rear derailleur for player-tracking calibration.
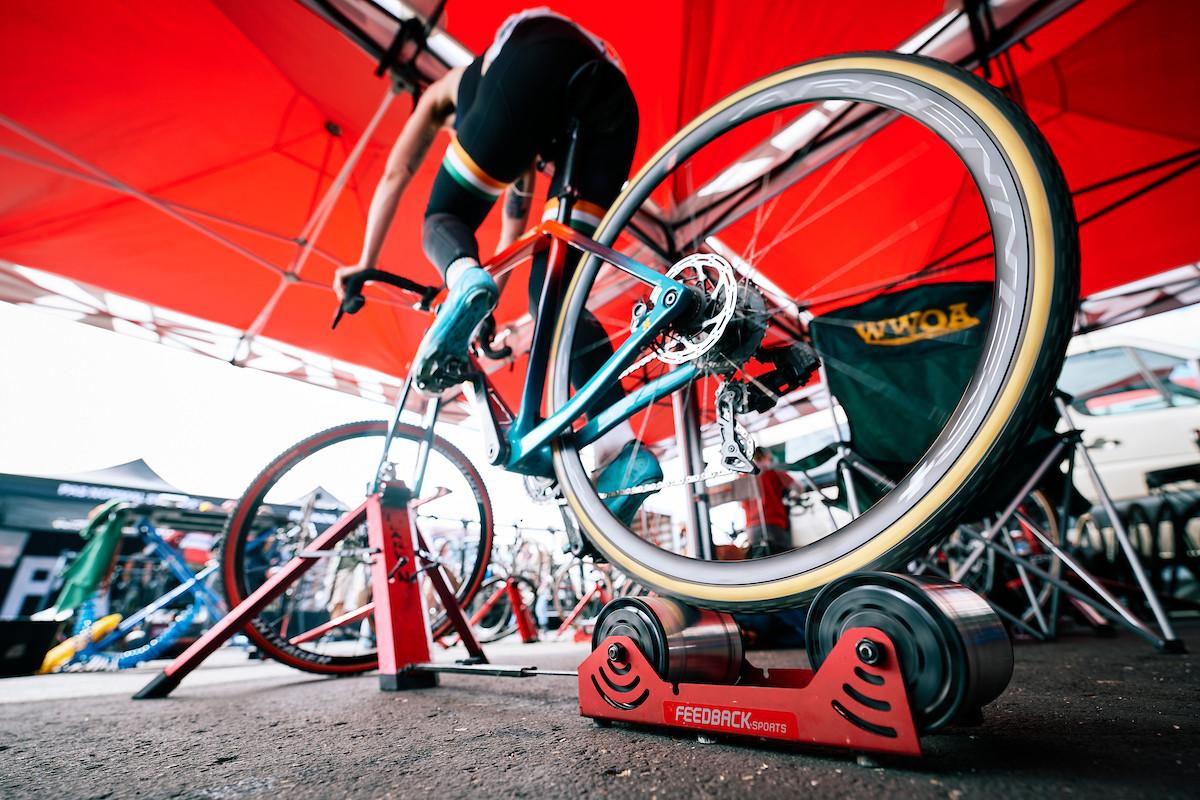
[715,340,822,474]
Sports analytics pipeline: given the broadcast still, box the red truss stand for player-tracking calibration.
[580,631,922,757]
[458,577,539,645]
[135,482,485,699]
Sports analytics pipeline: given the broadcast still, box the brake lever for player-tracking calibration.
[332,274,369,330]
[332,268,437,330]
[476,315,513,360]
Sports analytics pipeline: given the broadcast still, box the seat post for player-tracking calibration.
[555,116,582,226]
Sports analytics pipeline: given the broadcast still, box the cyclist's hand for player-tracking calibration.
[333,262,369,303]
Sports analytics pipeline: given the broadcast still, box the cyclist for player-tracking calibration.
[336,8,661,523]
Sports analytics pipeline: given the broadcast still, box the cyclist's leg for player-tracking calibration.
[415,61,545,391]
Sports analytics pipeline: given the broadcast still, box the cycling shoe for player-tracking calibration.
[412,267,498,393]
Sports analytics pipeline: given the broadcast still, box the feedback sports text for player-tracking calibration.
[664,701,797,736]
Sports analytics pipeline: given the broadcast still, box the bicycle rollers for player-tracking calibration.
[806,572,1013,732]
[593,596,744,685]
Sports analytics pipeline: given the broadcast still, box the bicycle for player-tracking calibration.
[550,556,652,637]
[462,526,548,644]
[221,52,1078,674]
[41,502,226,671]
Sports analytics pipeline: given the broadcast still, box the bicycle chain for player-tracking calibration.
[536,465,738,506]
[599,466,737,498]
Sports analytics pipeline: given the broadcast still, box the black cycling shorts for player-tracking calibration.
[423,16,639,272]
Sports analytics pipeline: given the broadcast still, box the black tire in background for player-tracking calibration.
[221,420,494,674]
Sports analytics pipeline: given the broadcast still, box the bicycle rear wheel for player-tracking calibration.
[221,420,493,673]
[550,53,1078,612]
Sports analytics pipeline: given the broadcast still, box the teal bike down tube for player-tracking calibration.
[573,363,698,448]
[503,281,693,474]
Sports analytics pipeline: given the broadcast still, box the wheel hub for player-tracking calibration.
[647,253,767,372]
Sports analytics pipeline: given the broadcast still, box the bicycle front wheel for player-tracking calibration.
[221,420,493,673]
[550,53,1079,612]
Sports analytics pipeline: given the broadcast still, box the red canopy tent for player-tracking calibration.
[0,0,1196,407]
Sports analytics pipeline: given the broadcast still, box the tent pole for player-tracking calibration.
[290,86,398,278]
[0,144,345,264]
[239,87,399,349]
[0,114,285,278]
[671,384,712,559]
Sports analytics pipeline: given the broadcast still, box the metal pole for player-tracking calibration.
[243,87,399,344]
[1055,395,1180,645]
[411,396,443,498]
[671,386,712,560]
[838,453,862,518]
[0,115,285,277]
[997,524,1051,634]
[966,515,1168,650]
[289,87,398,278]
[950,440,1066,580]
[372,370,417,494]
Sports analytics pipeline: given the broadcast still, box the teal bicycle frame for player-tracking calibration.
[375,216,696,492]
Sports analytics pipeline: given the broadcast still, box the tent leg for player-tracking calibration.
[672,386,712,559]
[1054,396,1182,649]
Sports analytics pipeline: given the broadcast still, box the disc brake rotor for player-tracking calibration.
[651,254,738,365]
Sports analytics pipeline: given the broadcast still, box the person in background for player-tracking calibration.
[741,447,798,557]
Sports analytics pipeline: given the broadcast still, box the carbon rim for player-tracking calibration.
[550,54,1076,610]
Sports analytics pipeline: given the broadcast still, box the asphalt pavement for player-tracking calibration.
[1,622,1197,799]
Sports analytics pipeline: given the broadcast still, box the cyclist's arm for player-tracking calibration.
[494,163,536,293]
[337,69,462,298]
[499,164,535,250]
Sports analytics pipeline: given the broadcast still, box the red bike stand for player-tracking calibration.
[370,485,435,690]
[459,577,539,645]
[134,482,486,699]
[509,580,539,644]
[580,629,922,757]
[554,584,611,639]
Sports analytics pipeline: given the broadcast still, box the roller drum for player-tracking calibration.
[593,596,743,684]
[806,572,1013,732]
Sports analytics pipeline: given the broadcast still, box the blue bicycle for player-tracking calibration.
[48,505,227,670]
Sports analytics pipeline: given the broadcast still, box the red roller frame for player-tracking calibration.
[580,630,922,757]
